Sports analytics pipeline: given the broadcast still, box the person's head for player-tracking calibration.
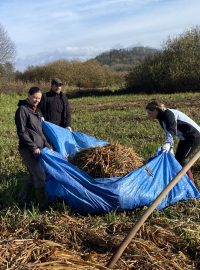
[146,100,165,119]
[27,87,42,107]
[51,78,63,93]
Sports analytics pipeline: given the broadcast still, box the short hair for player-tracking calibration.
[146,100,165,111]
[28,87,41,96]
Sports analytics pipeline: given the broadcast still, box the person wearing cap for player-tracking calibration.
[38,78,72,130]
[145,100,200,184]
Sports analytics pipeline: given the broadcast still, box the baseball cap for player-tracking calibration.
[51,78,63,86]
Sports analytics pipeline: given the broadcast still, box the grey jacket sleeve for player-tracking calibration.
[15,107,38,150]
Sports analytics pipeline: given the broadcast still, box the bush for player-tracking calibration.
[126,26,200,93]
[15,60,126,89]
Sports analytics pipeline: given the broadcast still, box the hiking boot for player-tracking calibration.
[35,187,49,211]
[18,181,33,208]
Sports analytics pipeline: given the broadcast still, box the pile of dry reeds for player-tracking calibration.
[1,216,198,270]
[70,144,144,178]
[0,239,110,270]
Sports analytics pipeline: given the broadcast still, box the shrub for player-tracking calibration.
[127,26,200,93]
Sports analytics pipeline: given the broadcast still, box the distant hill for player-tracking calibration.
[95,46,159,72]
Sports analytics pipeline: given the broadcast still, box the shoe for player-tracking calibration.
[18,181,33,208]
[35,187,49,211]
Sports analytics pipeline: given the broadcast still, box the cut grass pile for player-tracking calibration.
[70,144,144,178]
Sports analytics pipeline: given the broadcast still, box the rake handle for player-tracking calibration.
[107,149,200,268]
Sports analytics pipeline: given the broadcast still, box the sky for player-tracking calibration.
[0,0,200,71]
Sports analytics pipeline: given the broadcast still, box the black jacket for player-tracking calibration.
[157,109,200,145]
[15,99,50,150]
[38,90,71,128]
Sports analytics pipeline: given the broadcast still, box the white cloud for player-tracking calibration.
[1,0,200,70]
[16,45,109,70]
[60,0,199,51]
[50,11,78,20]
[77,0,162,12]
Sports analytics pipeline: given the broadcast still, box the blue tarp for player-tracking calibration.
[42,121,108,157]
[40,121,200,215]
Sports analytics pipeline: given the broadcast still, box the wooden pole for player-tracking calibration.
[107,150,200,268]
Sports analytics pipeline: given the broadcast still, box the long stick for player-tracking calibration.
[107,150,200,268]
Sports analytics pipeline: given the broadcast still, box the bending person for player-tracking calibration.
[15,86,51,210]
[146,100,200,184]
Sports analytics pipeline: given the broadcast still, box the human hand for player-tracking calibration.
[162,143,171,152]
[33,148,40,155]
[66,126,72,132]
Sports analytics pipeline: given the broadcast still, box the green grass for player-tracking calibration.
[1,91,200,208]
[0,92,200,269]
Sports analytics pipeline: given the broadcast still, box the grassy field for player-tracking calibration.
[0,92,200,269]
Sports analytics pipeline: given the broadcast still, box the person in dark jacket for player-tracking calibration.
[15,86,51,210]
[146,100,200,184]
[38,78,72,130]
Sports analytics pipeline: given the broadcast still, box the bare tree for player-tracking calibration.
[0,24,16,64]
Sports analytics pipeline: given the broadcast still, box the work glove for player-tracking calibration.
[66,126,72,132]
[162,143,171,152]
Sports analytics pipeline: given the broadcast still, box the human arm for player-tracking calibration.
[63,95,71,127]
[162,110,176,147]
[15,107,38,150]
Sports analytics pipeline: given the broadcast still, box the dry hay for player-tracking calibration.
[1,208,199,270]
[0,239,111,270]
[0,223,197,270]
[70,144,144,178]
[0,214,109,270]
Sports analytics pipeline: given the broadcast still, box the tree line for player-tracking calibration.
[95,46,159,72]
[1,22,200,94]
[126,26,200,93]
[15,60,126,89]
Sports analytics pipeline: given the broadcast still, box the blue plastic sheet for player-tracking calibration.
[42,121,108,157]
[40,122,200,215]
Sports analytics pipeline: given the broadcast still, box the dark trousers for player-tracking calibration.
[19,148,46,188]
[175,137,200,184]
[175,137,200,167]
[18,148,48,210]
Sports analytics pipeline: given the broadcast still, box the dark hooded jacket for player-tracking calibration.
[15,99,50,150]
[38,90,71,127]
[157,109,200,145]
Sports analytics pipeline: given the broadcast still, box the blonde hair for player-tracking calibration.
[146,100,165,111]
